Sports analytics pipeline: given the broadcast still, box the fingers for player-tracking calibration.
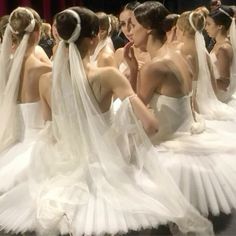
[130,46,135,59]
[124,42,134,57]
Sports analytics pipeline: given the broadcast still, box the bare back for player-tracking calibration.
[18,52,51,103]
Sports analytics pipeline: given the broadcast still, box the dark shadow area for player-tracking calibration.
[208,212,233,234]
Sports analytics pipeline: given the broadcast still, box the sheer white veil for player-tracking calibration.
[0,7,36,152]
[189,12,236,120]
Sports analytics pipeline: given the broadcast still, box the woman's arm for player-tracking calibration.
[215,46,232,90]
[137,62,163,105]
[207,53,217,94]
[103,67,158,135]
[123,42,139,92]
[35,45,52,65]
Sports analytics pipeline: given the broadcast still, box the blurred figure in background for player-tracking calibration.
[39,22,53,58]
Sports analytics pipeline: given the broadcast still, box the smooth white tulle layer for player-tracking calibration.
[0,99,213,236]
[0,102,44,194]
[152,119,236,216]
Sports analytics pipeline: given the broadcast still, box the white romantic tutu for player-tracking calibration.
[141,93,236,216]
[0,98,213,236]
[0,102,44,194]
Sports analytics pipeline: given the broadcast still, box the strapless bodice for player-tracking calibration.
[149,93,195,143]
[19,102,44,139]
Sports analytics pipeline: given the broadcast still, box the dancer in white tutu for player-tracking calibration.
[175,9,236,131]
[0,7,51,194]
[126,1,236,216]
[115,1,150,78]
[206,6,236,103]
[114,1,150,112]
[90,12,116,67]
[0,6,214,236]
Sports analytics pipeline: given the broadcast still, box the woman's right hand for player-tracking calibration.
[124,42,139,91]
[124,42,138,72]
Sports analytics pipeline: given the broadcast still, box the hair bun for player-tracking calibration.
[9,7,35,34]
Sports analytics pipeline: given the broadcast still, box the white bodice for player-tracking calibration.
[19,102,44,139]
[149,93,195,143]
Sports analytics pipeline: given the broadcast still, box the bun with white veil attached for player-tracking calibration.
[0,7,45,193]
[0,7,213,236]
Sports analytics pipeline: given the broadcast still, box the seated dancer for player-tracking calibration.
[126,1,236,217]
[0,7,51,193]
[90,12,116,67]
[114,1,150,111]
[206,6,236,103]
[0,6,213,236]
[176,9,236,122]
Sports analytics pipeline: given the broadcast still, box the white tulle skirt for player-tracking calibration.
[0,100,213,236]
[149,117,236,217]
[0,128,43,194]
[114,98,236,217]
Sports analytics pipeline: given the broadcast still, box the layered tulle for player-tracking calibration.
[146,92,236,216]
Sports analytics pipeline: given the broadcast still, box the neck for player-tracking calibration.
[147,35,163,59]
[181,36,195,55]
[215,32,228,44]
[82,53,91,72]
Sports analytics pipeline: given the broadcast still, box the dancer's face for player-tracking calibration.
[119,9,134,42]
[205,16,219,38]
[130,14,149,50]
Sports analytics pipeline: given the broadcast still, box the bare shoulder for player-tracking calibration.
[90,65,125,88]
[35,45,51,64]
[217,43,233,59]
[142,59,168,78]
[26,56,51,81]
[114,47,124,65]
[97,50,115,67]
[35,45,45,55]
[95,66,122,81]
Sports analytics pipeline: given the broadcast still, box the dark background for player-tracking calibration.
[0,0,235,22]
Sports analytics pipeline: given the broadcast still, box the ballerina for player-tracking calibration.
[127,1,236,217]
[115,1,150,78]
[90,12,116,68]
[0,7,51,194]
[0,6,213,236]
[113,1,150,112]
[206,6,236,104]
[175,9,236,126]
